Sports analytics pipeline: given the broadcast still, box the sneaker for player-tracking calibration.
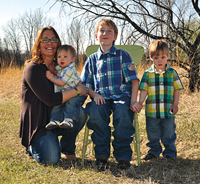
[45,120,60,130]
[59,118,73,129]
[143,153,157,161]
[117,160,131,169]
[164,155,175,160]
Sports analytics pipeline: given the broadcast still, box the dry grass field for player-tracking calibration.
[0,65,199,184]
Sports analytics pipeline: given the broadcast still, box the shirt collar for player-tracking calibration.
[56,62,75,70]
[96,45,116,59]
[148,64,173,74]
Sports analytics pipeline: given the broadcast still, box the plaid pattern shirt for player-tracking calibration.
[81,45,139,100]
[139,64,184,118]
[55,62,80,92]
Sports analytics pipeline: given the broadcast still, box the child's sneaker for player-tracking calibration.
[45,120,60,130]
[59,118,73,129]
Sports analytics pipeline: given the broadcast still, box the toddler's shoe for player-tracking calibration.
[59,118,73,129]
[45,120,60,130]
[143,153,157,161]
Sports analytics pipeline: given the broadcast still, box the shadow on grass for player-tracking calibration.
[55,156,200,183]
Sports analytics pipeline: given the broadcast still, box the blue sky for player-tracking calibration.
[0,0,63,37]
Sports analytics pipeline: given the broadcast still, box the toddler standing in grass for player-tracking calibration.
[46,44,86,130]
[138,40,184,160]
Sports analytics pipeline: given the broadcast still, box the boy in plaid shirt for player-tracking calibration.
[138,40,184,160]
[81,19,140,169]
[45,44,86,130]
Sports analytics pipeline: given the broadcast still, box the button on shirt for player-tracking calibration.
[139,64,184,118]
[81,45,139,100]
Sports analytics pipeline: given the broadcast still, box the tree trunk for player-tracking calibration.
[188,56,200,92]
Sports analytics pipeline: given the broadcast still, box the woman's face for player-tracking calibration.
[40,30,58,59]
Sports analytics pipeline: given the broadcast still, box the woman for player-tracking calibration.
[19,26,87,165]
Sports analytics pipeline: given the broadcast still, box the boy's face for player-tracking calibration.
[95,23,117,48]
[57,50,75,69]
[151,53,169,71]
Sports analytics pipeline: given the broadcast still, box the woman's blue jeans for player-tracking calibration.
[146,117,177,159]
[28,106,87,165]
[86,96,135,161]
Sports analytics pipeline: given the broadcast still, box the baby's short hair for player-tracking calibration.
[95,18,118,35]
[57,44,76,58]
[149,40,169,58]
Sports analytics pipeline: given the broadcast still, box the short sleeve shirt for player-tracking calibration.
[81,45,139,100]
[55,62,80,92]
[139,64,184,118]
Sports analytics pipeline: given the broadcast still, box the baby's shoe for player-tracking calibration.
[59,118,73,129]
[45,120,60,130]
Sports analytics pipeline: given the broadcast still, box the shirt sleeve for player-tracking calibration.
[121,50,139,82]
[139,72,149,91]
[173,70,184,90]
[24,63,62,107]
[81,56,95,89]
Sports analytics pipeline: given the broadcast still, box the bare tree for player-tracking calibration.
[55,0,200,92]
[18,8,55,55]
[2,8,55,66]
[2,19,22,66]
[66,19,85,66]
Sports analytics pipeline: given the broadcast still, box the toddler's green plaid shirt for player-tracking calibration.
[139,64,184,118]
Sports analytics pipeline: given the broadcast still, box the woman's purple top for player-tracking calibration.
[19,62,62,148]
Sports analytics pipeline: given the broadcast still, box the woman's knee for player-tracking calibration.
[31,146,60,165]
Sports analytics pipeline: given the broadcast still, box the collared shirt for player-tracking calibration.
[55,62,80,92]
[139,64,184,118]
[81,45,139,100]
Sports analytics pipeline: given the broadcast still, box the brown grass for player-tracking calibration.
[0,65,199,184]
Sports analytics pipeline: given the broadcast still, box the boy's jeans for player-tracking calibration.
[86,96,135,161]
[28,105,87,165]
[50,95,87,122]
[146,117,177,159]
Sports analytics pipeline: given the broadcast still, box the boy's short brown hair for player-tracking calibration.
[95,18,118,35]
[149,40,169,58]
[57,44,76,58]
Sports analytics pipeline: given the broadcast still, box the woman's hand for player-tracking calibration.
[76,83,88,96]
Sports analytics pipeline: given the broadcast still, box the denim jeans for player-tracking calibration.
[50,95,87,122]
[28,105,87,165]
[86,96,135,161]
[146,116,177,159]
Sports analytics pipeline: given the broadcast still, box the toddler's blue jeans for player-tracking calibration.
[146,117,177,159]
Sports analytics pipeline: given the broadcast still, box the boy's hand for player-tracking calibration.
[46,71,53,80]
[93,94,106,105]
[130,101,143,113]
[169,105,178,115]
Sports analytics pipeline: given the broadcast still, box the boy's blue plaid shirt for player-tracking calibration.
[81,45,139,100]
[139,64,184,118]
